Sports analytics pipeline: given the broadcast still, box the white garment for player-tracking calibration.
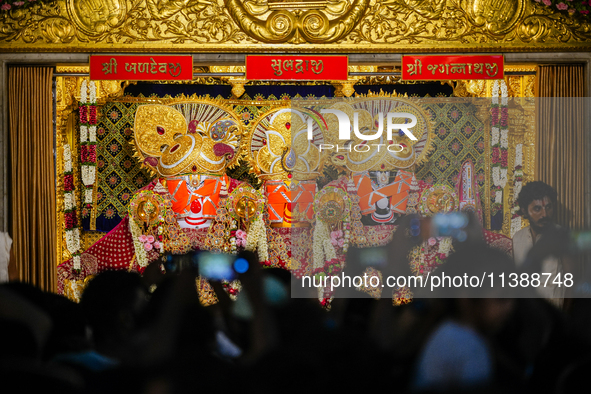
[0,232,12,283]
[512,226,564,307]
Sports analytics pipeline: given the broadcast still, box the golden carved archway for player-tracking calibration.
[0,0,590,52]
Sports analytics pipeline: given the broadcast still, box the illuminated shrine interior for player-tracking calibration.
[2,1,591,391]
[51,65,540,303]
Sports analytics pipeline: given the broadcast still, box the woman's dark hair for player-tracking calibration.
[517,181,557,216]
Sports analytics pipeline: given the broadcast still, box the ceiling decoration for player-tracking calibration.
[0,0,589,52]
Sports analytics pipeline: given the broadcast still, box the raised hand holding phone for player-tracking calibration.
[196,251,250,281]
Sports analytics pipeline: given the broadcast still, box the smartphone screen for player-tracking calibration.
[198,252,236,281]
[431,212,469,239]
[347,246,388,269]
[359,247,388,268]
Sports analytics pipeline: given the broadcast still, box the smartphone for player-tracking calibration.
[162,253,196,274]
[569,231,591,253]
[356,246,388,268]
[426,212,469,240]
[198,252,250,281]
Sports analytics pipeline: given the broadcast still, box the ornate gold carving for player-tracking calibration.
[99,80,129,100]
[66,0,127,35]
[1,0,590,51]
[0,0,249,50]
[211,66,247,98]
[419,184,459,215]
[224,0,370,43]
[469,0,526,34]
[464,80,487,97]
[56,66,128,101]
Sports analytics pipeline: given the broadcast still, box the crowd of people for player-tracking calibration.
[1,181,590,393]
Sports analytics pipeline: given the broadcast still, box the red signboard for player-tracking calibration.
[246,55,348,81]
[402,55,504,80]
[90,55,193,80]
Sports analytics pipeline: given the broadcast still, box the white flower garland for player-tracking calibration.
[491,80,509,215]
[80,80,88,103]
[63,144,72,173]
[129,218,149,268]
[89,81,96,103]
[510,143,524,237]
[501,80,508,106]
[312,220,337,270]
[500,129,509,149]
[492,82,501,190]
[64,193,75,211]
[492,167,500,187]
[492,80,499,105]
[495,190,503,204]
[80,125,88,143]
[515,144,523,167]
[81,166,96,187]
[84,189,94,205]
[245,212,269,262]
[63,143,81,270]
[89,125,97,143]
[438,237,453,255]
[80,80,97,206]
[491,127,500,146]
[499,81,509,187]
[65,228,81,258]
[500,169,508,188]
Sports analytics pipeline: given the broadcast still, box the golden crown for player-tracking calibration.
[321,96,434,173]
[132,100,244,177]
[246,106,329,182]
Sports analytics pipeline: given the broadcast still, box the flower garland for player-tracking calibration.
[79,80,98,217]
[129,218,149,268]
[0,1,45,13]
[311,257,344,278]
[63,143,81,271]
[310,256,346,306]
[139,234,163,253]
[491,80,509,217]
[533,0,591,16]
[222,280,242,301]
[438,236,453,256]
[312,220,337,270]
[245,212,269,262]
[235,229,247,248]
[409,236,453,276]
[207,179,239,255]
[510,144,524,237]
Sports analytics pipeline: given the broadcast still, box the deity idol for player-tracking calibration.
[295,97,433,302]
[127,101,249,268]
[245,106,329,269]
[59,100,247,299]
